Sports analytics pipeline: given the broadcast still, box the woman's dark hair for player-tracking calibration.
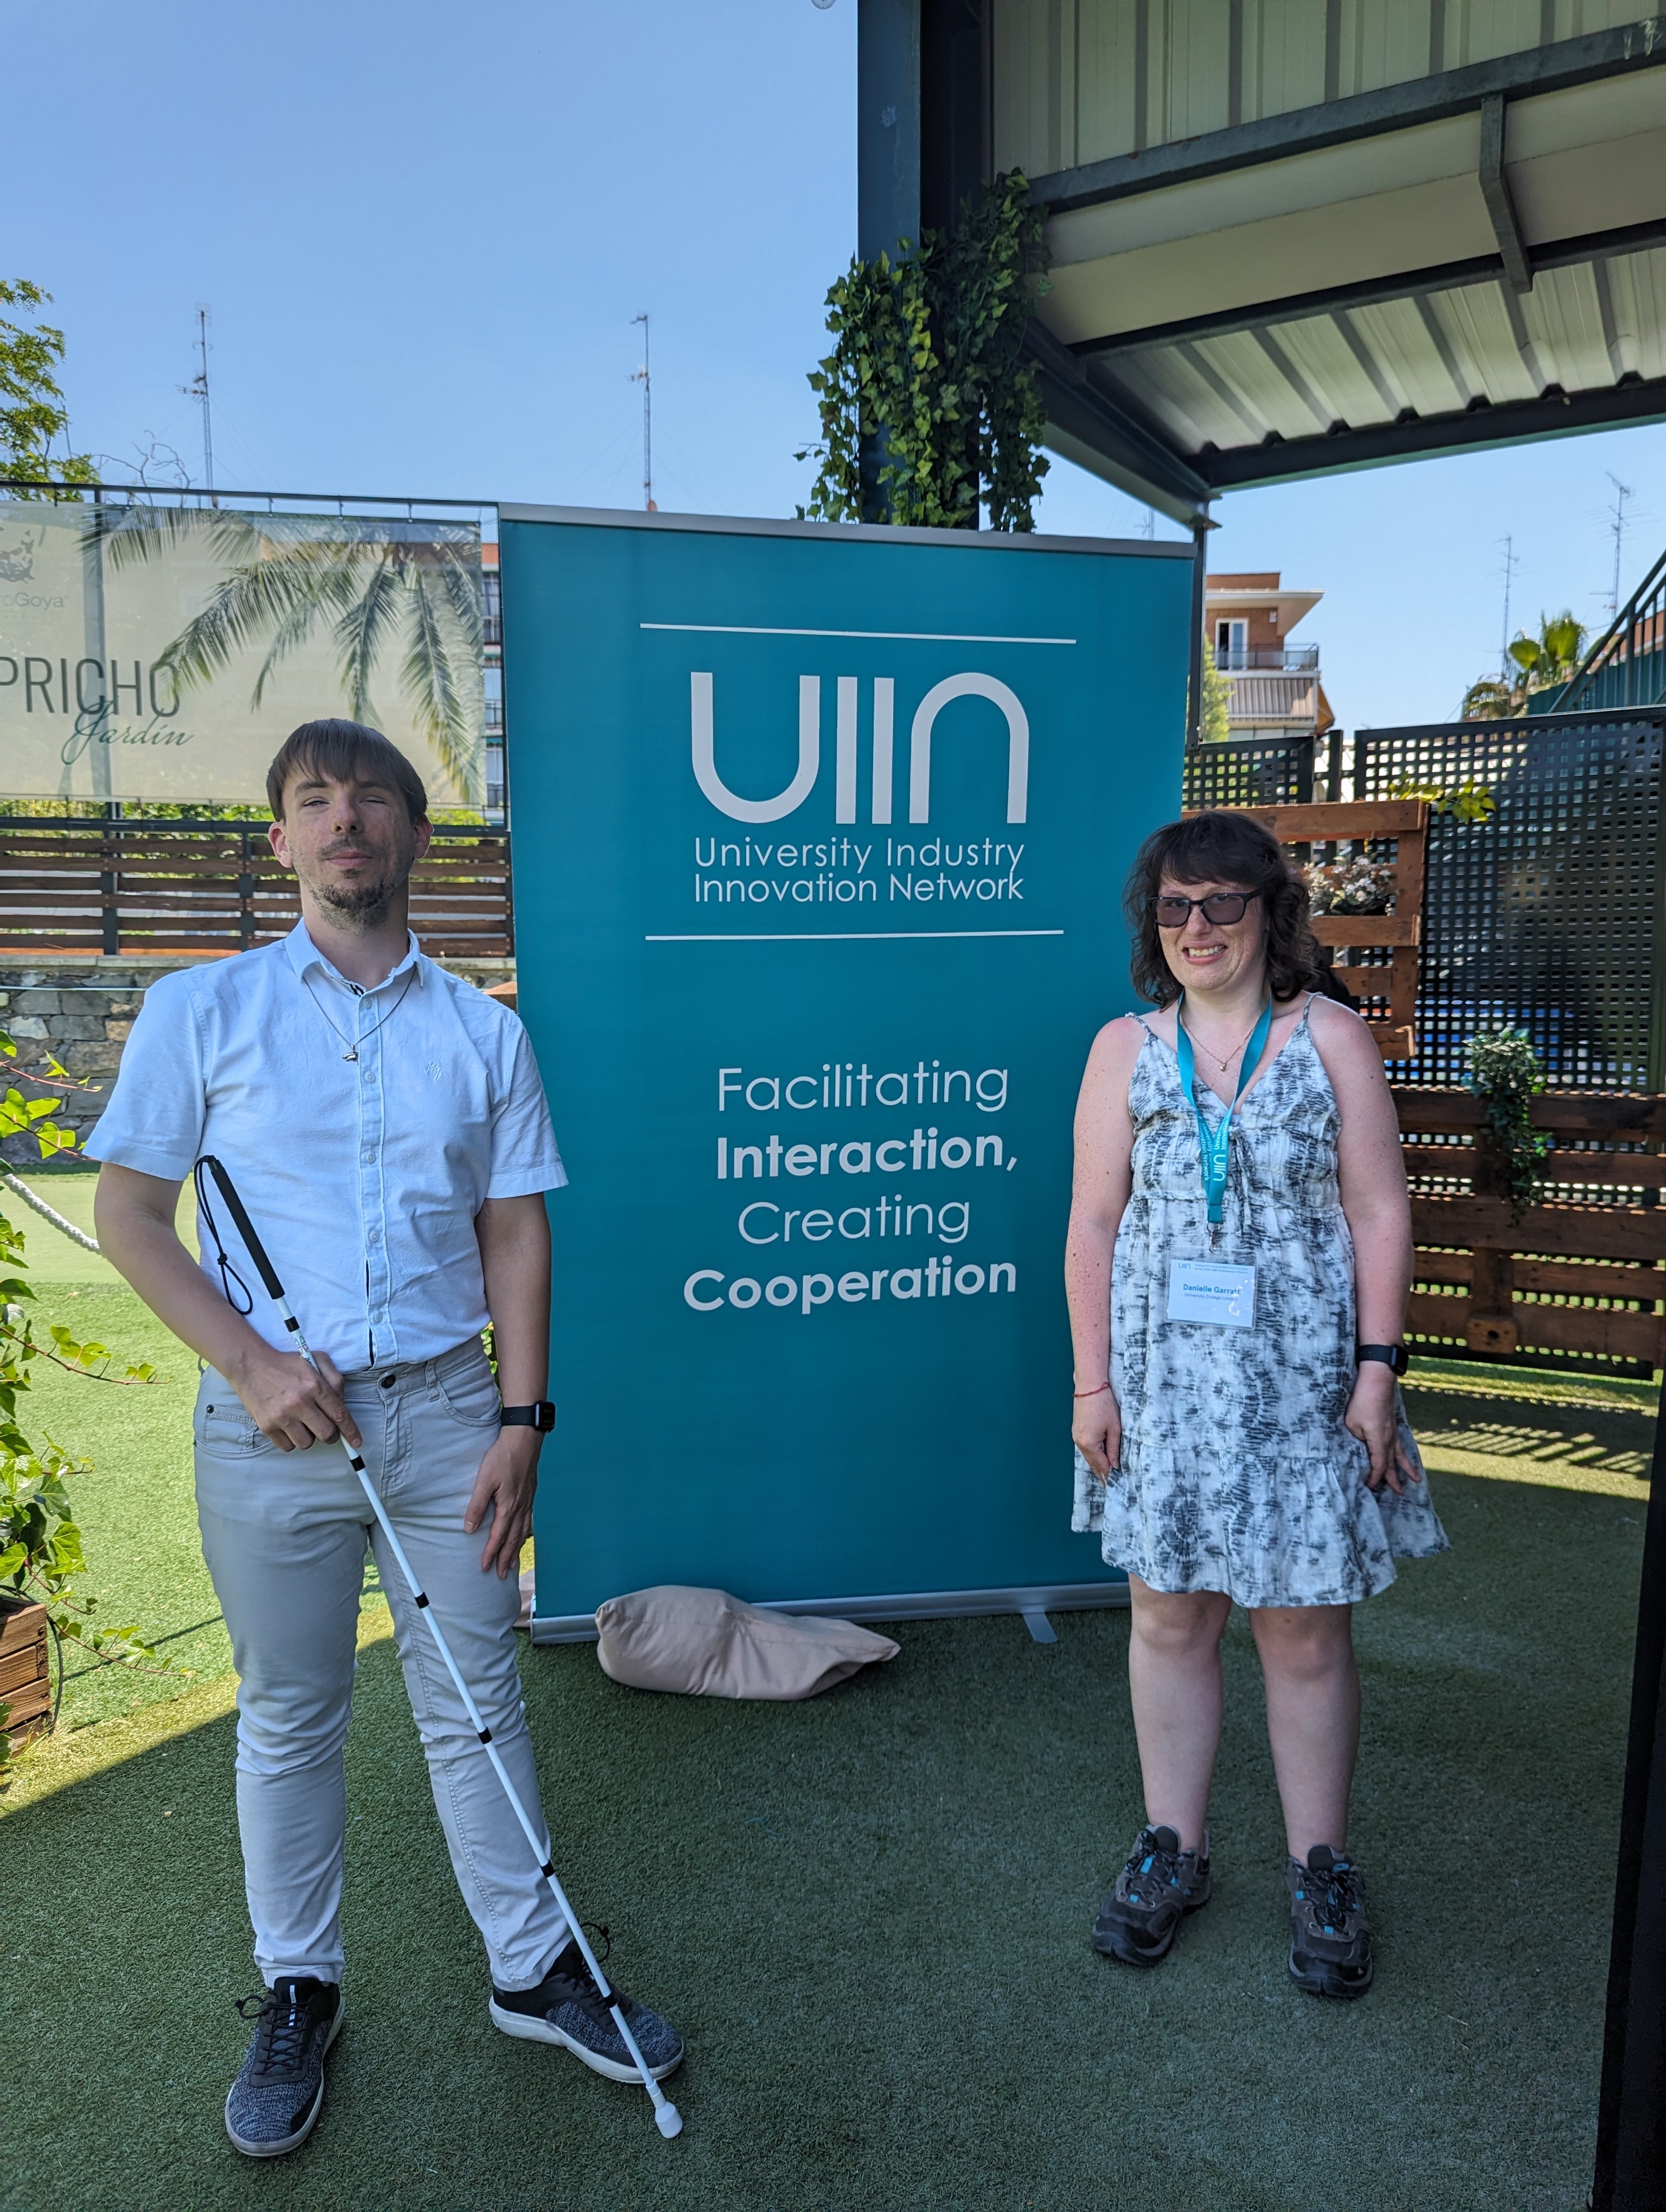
[1124,810,1326,1007]
[266,718,428,824]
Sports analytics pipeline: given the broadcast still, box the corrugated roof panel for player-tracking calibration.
[1606,247,1666,382]
[1187,327,1322,437]
[1345,292,1478,414]
[1419,287,1504,402]
[1325,307,1415,416]
[1526,261,1630,392]
[1095,349,1248,450]
[1267,313,1403,426]
[1429,281,1542,402]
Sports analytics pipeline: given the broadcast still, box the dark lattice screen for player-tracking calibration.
[1181,736,1315,812]
[1352,709,1666,1089]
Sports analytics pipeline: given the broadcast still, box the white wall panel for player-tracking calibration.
[1245,0,1330,124]
[1075,0,1142,165]
[1160,0,1233,139]
[992,0,1636,172]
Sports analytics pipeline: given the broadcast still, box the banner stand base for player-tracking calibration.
[529,1579,1131,1645]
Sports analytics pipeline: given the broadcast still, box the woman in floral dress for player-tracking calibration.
[1066,809,1446,1998]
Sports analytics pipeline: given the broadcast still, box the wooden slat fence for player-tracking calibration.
[0,820,511,959]
[1395,1086,1666,1375]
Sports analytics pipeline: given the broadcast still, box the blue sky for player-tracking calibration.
[8,0,1664,731]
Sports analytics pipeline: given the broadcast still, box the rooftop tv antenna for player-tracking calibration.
[1607,473,1633,616]
[1498,533,1519,676]
[185,305,216,506]
[631,313,656,512]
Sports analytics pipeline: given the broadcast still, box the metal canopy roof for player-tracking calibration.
[865,4,1666,525]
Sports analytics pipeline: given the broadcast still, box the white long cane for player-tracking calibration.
[194,1154,683,2140]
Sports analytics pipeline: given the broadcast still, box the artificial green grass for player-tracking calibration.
[0,1230,1654,2211]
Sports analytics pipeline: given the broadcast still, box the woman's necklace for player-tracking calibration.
[1179,1003,1270,1073]
[303,969,417,1062]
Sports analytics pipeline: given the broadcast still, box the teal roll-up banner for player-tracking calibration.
[499,508,1191,1634]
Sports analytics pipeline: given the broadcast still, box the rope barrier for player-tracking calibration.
[0,1169,101,1255]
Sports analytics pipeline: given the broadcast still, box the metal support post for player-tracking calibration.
[1186,515,1210,750]
[1592,1383,1666,2207]
[857,0,921,523]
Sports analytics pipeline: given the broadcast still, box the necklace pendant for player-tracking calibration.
[343,1048,358,1063]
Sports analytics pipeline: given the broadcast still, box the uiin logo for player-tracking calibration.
[690,672,1029,826]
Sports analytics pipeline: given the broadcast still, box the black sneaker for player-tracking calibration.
[223,1976,343,2158]
[490,1938,684,2084]
[1286,1844,1374,1998]
[1092,1823,1212,1966]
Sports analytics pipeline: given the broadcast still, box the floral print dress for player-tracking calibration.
[1072,1000,1448,1606]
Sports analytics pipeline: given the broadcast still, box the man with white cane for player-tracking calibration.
[91,719,683,2158]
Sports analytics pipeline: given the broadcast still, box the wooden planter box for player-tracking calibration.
[0,1596,52,1751]
[1395,1088,1666,1375]
[1203,798,1429,1063]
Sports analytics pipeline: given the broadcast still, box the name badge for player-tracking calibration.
[1167,1257,1257,1328]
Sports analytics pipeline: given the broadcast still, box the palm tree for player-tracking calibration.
[85,505,484,802]
[1507,609,1586,691]
[1462,609,1588,719]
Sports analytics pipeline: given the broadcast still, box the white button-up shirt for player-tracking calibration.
[88,922,566,1372]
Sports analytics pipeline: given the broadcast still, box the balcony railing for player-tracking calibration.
[1214,644,1319,672]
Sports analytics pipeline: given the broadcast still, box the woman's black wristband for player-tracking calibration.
[1356,1343,1408,1375]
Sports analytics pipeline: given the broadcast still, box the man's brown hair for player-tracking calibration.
[266,719,428,824]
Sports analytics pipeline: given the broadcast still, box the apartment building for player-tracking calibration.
[1205,572,1334,745]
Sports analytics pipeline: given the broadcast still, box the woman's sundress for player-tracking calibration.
[1072,1000,1448,1606]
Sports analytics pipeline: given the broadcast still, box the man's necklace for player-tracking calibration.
[303,969,417,1062]
[1179,1004,1271,1073]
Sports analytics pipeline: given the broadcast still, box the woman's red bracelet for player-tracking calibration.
[1073,1382,1112,1398]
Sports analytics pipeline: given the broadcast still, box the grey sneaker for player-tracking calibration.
[1092,1823,1212,1966]
[224,1976,343,2157]
[1286,1844,1374,1998]
[490,1938,684,2084]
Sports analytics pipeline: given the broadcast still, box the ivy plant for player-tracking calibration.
[799,170,1051,533]
[1465,1026,1550,1221]
[1388,775,1497,825]
[0,1032,166,1771]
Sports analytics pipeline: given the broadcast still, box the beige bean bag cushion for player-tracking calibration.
[594,1585,899,1700]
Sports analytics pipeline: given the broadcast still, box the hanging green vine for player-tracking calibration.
[1465,1026,1550,1221]
[799,171,1051,533]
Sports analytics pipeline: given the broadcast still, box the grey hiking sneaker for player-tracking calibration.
[1092,1823,1212,1966]
[1286,1844,1374,1998]
[224,1976,343,2157]
[490,1937,684,2084]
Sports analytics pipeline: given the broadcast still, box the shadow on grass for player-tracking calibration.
[0,1452,1641,2212]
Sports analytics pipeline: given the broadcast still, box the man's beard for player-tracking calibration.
[314,876,400,922]
[307,845,410,924]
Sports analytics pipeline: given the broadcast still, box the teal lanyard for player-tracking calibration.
[1174,998,1273,1226]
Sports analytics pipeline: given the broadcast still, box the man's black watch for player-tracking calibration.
[1355,1343,1409,1375]
[500,1401,556,1432]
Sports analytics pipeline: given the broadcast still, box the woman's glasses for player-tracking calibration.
[1151,889,1261,929]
